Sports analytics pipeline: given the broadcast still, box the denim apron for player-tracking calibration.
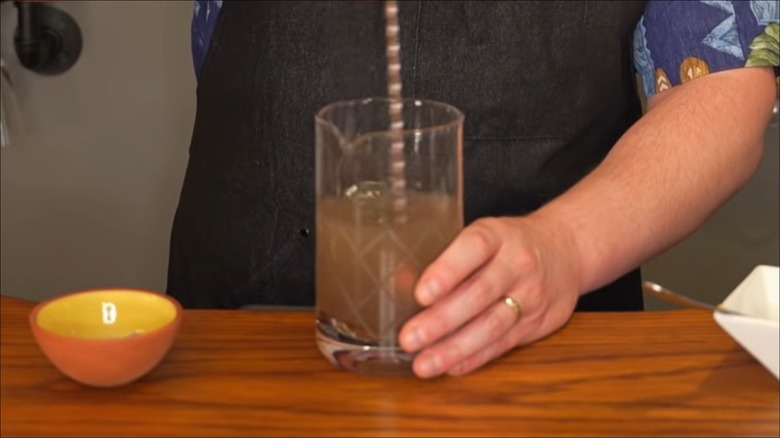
[168,1,648,310]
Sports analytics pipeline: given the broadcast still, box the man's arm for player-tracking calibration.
[536,66,776,295]
[398,1,778,379]
[399,67,776,379]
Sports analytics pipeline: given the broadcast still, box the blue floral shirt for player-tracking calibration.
[191,1,780,96]
[191,0,222,77]
[635,0,779,97]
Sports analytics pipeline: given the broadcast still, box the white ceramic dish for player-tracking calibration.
[713,265,779,379]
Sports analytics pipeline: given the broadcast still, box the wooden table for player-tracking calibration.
[1,294,777,437]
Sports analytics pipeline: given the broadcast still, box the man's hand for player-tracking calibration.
[398,214,582,378]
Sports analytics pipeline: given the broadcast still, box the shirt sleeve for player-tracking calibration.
[192,0,224,79]
[634,0,779,99]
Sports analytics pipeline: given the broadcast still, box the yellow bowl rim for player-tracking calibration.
[29,288,183,342]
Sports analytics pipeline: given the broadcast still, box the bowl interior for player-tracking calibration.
[35,290,179,340]
[721,265,779,323]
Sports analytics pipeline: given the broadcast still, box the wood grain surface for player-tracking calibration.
[1,294,777,437]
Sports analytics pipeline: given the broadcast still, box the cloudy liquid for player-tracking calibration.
[315,189,461,375]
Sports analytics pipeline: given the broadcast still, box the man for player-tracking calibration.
[169,0,779,378]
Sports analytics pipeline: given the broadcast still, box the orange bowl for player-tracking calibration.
[29,288,182,388]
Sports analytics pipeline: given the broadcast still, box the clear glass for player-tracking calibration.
[315,98,464,376]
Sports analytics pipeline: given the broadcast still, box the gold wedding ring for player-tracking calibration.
[502,295,522,320]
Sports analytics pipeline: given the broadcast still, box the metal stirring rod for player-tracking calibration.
[384,0,408,225]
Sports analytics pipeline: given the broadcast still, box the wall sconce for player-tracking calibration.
[1,1,82,147]
[10,1,83,75]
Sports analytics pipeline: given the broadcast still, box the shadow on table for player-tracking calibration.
[697,347,777,393]
[242,304,315,312]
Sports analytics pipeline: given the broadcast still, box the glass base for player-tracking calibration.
[316,325,416,377]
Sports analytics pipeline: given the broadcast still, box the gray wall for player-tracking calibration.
[1,1,778,309]
[1,1,195,302]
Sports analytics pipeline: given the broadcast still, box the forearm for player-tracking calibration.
[533,67,777,294]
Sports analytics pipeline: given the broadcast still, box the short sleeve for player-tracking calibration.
[634,1,780,98]
[192,0,224,79]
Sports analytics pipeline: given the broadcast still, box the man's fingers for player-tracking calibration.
[399,261,512,353]
[411,293,523,378]
[414,220,501,306]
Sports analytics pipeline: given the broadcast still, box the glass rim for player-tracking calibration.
[315,97,464,139]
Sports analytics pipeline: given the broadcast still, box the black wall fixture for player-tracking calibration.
[7,1,83,75]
